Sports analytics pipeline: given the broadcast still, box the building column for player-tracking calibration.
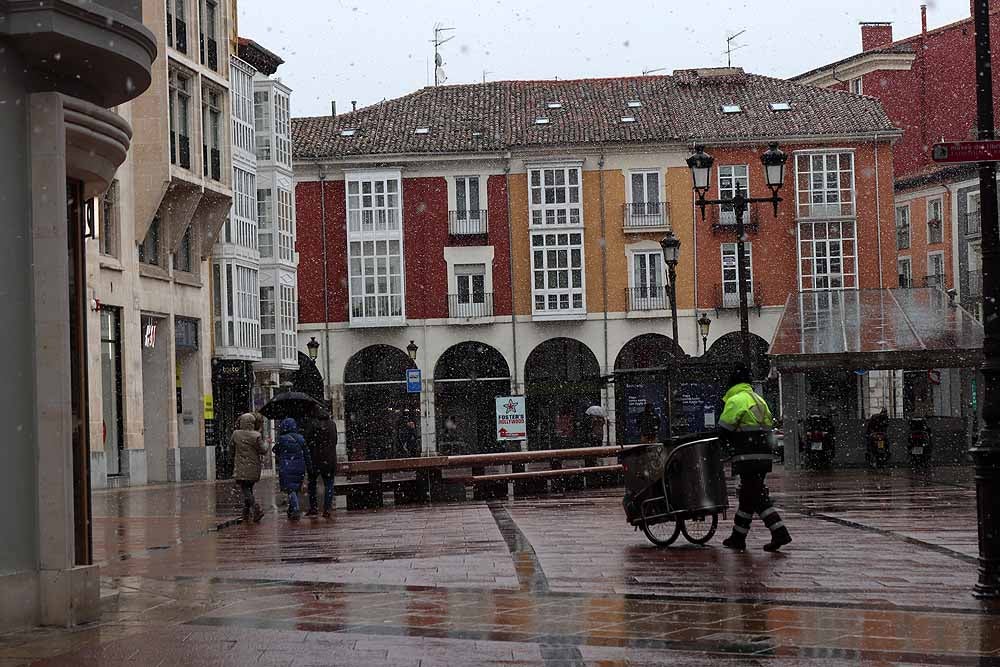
[30,92,100,626]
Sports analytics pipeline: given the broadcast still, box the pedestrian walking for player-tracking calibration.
[585,404,606,447]
[273,417,311,520]
[303,411,338,518]
[231,412,266,523]
[398,414,421,458]
[639,402,660,444]
[718,364,792,552]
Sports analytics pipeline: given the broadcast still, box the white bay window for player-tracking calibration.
[347,170,405,324]
[795,151,855,219]
[528,165,585,317]
[798,220,858,290]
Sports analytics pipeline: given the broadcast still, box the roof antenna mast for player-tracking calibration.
[724,29,747,67]
[432,23,455,86]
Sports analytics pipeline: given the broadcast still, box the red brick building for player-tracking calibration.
[794,3,1000,316]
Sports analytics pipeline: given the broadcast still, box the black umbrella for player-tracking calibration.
[260,392,328,421]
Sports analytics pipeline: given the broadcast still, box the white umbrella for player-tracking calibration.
[585,405,606,418]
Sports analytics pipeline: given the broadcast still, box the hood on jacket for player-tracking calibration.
[279,417,298,434]
[723,382,754,402]
[236,413,258,430]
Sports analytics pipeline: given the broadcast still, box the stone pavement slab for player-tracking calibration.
[5,466,1000,665]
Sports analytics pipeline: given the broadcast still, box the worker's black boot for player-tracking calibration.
[722,534,747,551]
[761,506,791,552]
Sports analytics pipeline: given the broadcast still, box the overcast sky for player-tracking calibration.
[237,0,971,118]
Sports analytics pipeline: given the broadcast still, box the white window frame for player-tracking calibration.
[797,220,858,291]
[897,256,912,288]
[627,169,662,213]
[257,187,273,258]
[254,89,272,161]
[629,247,667,310]
[927,250,946,285]
[850,77,863,95]
[259,284,276,359]
[448,175,487,233]
[444,246,494,320]
[895,204,911,250]
[718,164,749,226]
[346,169,405,325]
[276,185,294,262]
[721,242,753,308]
[527,163,586,318]
[794,150,856,219]
[279,282,297,365]
[274,90,291,168]
[968,191,982,235]
[927,196,944,245]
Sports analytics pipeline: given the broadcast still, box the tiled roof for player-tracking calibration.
[292,68,898,160]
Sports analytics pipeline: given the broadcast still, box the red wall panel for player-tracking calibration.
[296,180,348,324]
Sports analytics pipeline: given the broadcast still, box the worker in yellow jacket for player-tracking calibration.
[718,364,791,552]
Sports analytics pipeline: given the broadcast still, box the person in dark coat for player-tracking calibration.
[639,402,660,444]
[398,415,421,458]
[272,417,311,520]
[303,413,338,518]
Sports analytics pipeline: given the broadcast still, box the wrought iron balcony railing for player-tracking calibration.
[967,270,983,298]
[448,210,488,235]
[714,282,763,314]
[923,274,946,289]
[623,202,668,229]
[710,205,758,233]
[626,286,669,312]
[448,293,493,319]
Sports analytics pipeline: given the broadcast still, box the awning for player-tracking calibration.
[768,288,983,371]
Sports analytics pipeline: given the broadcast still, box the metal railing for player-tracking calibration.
[896,227,910,250]
[626,286,669,311]
[448,293,493,319]
[710,205,757,232]
[923,274,946,289]
[715,282,763,311]
[968,210,982,235]
[448,210,488,235]
[623,202,668,229]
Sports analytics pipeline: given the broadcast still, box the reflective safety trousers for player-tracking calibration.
[719,383,774,474]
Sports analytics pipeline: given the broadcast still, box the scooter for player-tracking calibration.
[799,414,835,468]
[908,418,933,468]
[865,418,891,469]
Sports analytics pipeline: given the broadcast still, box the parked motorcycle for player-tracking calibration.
[865,410,891,468]
[907,418,933,468]
[799,414,835,468]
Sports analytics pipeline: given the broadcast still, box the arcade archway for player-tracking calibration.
[434,342,511,455]
[524,338,601,450]
[614,334,683,444]
[344,345,420,460]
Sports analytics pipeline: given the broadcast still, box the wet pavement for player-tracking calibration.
[3,466,1000,665]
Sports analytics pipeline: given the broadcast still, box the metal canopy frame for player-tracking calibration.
[768,288,984,372]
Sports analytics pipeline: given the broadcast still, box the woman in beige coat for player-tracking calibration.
[232,412,267,522]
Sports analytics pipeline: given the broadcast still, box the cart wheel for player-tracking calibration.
[680,513,719,545]
[640,518,682,547]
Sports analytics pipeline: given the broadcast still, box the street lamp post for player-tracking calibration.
[307,336,320,362]
[660,230,682,437]
[970,0,1000,599]
[686,142,787,378]
[698,313,712,354]
[407,340,419,363]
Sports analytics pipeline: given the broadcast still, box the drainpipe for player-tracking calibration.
[504,158,518,393]
[318,165,332,399]
[598,154,610,441]
[874,133,884,288]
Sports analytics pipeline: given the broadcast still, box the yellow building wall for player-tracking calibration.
[508,166,695,317]
[665,167,695,310]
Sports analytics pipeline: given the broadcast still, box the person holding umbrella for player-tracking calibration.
[273,417,311,520]
[303,408,338,518]
[232,412,266,523]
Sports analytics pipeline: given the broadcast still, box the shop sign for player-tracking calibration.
[496,395,526,440]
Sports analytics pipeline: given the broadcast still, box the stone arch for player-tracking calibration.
[433,342,511,455]
[524,338,601,450]
[343,345,420,460]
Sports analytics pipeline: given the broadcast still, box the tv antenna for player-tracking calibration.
[724,29,747,67]
[432,23,455,86]
[642,67,667,76]
[482,70,492,83]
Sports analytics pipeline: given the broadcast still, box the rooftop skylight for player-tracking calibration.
[626,100,642,108]
[621,116,636,123]
[339,128,357,137]
[534,117,550,125]
[721,104,742,114]
[414,127,430,134]
[769,102,792,111]
[546,102,563,109]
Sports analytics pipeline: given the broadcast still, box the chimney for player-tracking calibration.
[351,100,357,112]
[331,100,337,116]
[860,22,894,51]
[921,4,928,34]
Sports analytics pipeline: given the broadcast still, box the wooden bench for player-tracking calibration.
[335,446,623,508]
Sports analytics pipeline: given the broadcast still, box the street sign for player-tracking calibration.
[495,395,526,441]
[931,140,1000,163]
[406,368,421,393]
